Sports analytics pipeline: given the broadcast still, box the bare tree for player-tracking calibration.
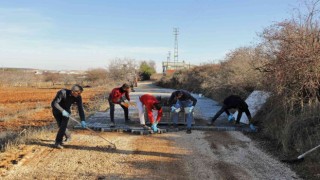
[107,58,138,82]
[85,68,108,85]
[258,0,320,107]
[43,72,61,86]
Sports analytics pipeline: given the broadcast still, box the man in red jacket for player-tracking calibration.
[108,83,131,127]
[137,94,163,132]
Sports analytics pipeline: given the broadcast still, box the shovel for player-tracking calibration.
[281,144,320,163]
[69,116,117,150]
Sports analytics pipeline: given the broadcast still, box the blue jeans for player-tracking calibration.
[172,100,193,128]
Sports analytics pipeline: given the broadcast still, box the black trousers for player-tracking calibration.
[53,109,71,144]
[211,105,230,122]
[108,101,129,122]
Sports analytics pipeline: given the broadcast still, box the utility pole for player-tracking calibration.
[163,51,171,75]
[167,51,171,63]
[173,28,179,70]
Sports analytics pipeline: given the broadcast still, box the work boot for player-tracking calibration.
[142,124,151,130]
[186,128,192,134]
[54,143,64,149]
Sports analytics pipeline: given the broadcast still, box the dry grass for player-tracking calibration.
[0,126,54,152]
[0,85,109,131]
[0,84,114,154]
[157,52,320,179]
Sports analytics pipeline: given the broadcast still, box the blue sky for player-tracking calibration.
[0,0,300,72]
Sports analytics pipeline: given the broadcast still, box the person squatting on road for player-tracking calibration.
[51,84,86,149]
[207,95,256,131]
[169,90,197,134]
[108,83,131,127]
[137,94,163,132]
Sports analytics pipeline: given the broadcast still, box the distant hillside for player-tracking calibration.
[1,67,37,72]
[1,67,85,75]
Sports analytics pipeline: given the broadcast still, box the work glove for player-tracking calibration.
[171,104,181,113]
[151,123,158,132]
[62,110,70,117]
[81,121,87,128]
[228,114,235,122]
[171,106,176,112]
[249,124,256,131]
[189,106,194,113]
[171,106,179,112]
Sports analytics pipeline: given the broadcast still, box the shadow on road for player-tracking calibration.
[28,141,185,159]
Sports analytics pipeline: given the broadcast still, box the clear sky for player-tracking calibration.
[0,0,301,72]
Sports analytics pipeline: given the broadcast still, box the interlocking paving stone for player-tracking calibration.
[74,82,257,133]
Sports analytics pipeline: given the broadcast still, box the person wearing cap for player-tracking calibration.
[168,90,197,134]
[137,94,163,132]
[108,83,131,127]
[207,95,256,131]
[51,84,86,149]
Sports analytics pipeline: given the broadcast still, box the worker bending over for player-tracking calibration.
[169,90,197,134]
[137,94,163,132]
[207,95,256,131]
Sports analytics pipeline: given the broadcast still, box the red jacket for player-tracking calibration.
[140,94,163,123]
[109,87,130,104]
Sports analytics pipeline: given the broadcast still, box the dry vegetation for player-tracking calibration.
[0,85,111,153]
[157,1,320,179]
[0,86,108,130]
[158,46,262,102]
[0,57,155,153]
[0,68,112,153]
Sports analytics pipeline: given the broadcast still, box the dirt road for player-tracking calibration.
[0,82,300,179]
[1,130,299,180]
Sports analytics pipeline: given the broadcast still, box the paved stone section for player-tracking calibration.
[75,81,254,132]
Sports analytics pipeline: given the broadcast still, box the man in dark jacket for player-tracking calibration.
[207,95,256,130]
[169,90,197,134]
[108,83,131,127]
[51,84,86,149]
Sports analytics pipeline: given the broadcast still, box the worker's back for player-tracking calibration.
[223,95,248,111]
